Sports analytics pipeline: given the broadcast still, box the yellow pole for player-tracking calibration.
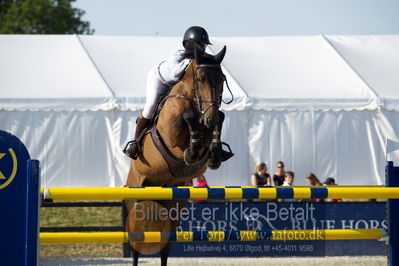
[40,232,128,244]
[39,229,384,244]
[42,187,399,200]
[327,187,399,199]
[271,229,383,240]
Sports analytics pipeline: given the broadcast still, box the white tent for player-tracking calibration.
[1,34,399,187]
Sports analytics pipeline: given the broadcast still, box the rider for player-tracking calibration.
[123,26,233,161]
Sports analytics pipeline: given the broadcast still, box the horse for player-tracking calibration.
[124,45,229,266]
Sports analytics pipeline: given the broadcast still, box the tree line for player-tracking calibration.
[0,0,93,34]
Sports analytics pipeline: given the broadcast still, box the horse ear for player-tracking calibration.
[214,46,227,64]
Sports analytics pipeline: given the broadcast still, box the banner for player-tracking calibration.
[163,201,387,257]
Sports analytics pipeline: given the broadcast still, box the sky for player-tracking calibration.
[74,0,399,36]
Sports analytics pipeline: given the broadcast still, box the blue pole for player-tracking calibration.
[387,161,399,266]
[25,160,40,266]
[0,131,32,266]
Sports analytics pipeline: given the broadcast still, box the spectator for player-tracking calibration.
[323,177,342,203]
[305,172,322,186]
[283,171,295,186]
[273,161,285,186]
[282,171,296,202]
[305,172,323,202]
[192,175,208,203]
[250,163,271,186]
[323,177,336,186]
[192,175,208,187]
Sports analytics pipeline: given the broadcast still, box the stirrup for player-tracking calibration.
[221,142,234,162]
[122,140,140,160]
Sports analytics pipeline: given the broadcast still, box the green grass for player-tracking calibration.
[40,202,124,258]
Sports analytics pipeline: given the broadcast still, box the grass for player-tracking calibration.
[40,202,123,258]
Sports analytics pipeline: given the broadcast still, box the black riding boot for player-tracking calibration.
[123,115,150,160]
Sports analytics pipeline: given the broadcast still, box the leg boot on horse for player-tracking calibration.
[124,114,151,160]
[207,111,234,169]
[183,109,203,165]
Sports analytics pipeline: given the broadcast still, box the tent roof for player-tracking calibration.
[0,35,113,111]
[325,35,399,111]
[211,36,377,111]
[1,35,398,111]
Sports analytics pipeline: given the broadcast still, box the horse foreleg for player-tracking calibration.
[207,110,225,169]
[160,243,171,266]
[132,248,139,266]
[182,109,202,165]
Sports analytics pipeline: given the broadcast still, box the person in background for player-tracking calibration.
[192,175,208,203]
[194,175,208,188]
[305,172,324,202]
[306,172,322,186]
[250,163,271,186]
[283,171,295,186]
[282,171,296,202]
[273,161,285,186]
[323,177,342,202]
[323,177,336,186]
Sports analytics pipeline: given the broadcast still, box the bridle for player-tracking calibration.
[158,62,234,121]
[193,64,224,116]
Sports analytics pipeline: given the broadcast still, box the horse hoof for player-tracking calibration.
[207,159,221,170]
[184,149,196,166]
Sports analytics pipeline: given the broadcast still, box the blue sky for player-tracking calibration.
[74,0,399,36]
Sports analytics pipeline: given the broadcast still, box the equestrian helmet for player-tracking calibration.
[182,26,212,47]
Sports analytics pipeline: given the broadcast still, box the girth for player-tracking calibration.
[150,126,209,178]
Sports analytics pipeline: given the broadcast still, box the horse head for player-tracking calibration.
[193,45,227,129]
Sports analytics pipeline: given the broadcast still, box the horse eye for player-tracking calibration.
[196,77,203,83]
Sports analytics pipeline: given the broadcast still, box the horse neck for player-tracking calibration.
[169,61,196,97]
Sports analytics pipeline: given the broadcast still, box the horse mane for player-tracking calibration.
[181,40,205,59]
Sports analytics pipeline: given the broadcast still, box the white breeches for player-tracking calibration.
[142,65,171,119]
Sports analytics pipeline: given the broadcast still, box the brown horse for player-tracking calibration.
[125,45,229,266]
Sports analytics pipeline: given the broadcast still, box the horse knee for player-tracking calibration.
[182,109,197,124]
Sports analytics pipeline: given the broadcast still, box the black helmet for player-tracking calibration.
[182,26,211,47]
